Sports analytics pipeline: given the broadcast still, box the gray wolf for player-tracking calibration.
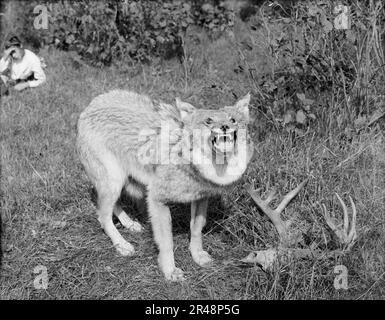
[77,90,254,281]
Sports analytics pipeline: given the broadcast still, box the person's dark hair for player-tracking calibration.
[5,36,22,49]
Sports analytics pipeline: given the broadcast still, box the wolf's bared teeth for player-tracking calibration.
[211,130,237,153]
[217,134,233,141]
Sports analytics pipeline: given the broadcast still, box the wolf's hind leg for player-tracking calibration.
[97,189,135,256]
[115,180,145,231]
[190,199,213,266]
[113,203,143,232]
[147,194,185,282]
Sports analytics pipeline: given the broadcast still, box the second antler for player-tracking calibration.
[321,193,357,251]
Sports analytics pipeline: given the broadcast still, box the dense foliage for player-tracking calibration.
[1,0,383,130]
[9,0,234,65]
[239,0,384,135]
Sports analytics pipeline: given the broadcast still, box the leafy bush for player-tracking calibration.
[9,0,234,66]
[238,0,384,137]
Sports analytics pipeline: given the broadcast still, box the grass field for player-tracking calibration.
[1,20,385,299]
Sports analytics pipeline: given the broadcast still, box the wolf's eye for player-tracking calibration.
[230,117,236,124]
[205,117,213,125]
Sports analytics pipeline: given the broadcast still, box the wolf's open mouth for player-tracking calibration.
[211,129,237,154]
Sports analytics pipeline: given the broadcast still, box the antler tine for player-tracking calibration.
[348,196,357,241]
[247,181,307,243]
[264,189,277,205]
[322,193,358,250]
[335,193,349,233]
[321,203,339,234]
[247,187,277,218]
[247,185,286,237]
[275,180,308,214]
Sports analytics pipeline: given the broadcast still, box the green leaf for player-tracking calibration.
[322,20,333,33]
[308,113,316,120]
[202,3,214,12]
[296,110,307,124]
[156,35,165,43]
[354,115,367,128]
[284,112,294,124]
[346,30,356,43]
[296,93,314,106]
[308,5,320,16]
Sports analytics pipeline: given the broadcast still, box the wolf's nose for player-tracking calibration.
[221,125,230,132]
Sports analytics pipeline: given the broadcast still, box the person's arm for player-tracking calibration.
[27,58,46,87]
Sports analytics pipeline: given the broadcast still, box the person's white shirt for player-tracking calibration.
[0,49,46,87]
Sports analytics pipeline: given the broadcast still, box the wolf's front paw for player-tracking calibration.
[192,250,213,267]
[117,213,143,232]
[122,220,143,233]
[115,241,135,256]
[165,267,186,282]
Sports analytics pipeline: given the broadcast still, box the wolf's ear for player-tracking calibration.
[175,98,196,121]
[234,93,250,120]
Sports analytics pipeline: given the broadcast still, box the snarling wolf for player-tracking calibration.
[77,90,254,281]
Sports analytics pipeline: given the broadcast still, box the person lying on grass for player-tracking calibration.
[0,36,46,96]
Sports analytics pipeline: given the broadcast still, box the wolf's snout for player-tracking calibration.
[221,124,230,132]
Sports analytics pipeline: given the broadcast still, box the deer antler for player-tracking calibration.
[246,180,308,246]
[243,182,358,271]
[321,193,357,250]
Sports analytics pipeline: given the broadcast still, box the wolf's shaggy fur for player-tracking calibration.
[77,90,253,281]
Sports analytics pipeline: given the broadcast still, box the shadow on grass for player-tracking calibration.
[88,186,228,236]
[168,196,228,236]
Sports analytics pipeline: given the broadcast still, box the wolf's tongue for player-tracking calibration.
[215,140,234,153]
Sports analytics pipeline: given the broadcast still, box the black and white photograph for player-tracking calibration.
[0,0,384,302]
